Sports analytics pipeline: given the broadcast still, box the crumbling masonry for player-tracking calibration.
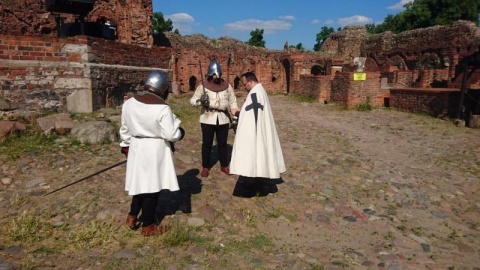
[1,0,480,125]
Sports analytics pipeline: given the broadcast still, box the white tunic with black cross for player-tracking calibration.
[230,83,286,179]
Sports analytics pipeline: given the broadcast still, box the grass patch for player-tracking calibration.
[224,234,272,253]
[68,221,116,249]
[4,212,53,243]
[356,97,372,111]
[0,131,58,160]
[288,94,317,103]
[162,221,206,247]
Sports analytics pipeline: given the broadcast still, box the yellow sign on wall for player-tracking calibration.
[353,73,366,81]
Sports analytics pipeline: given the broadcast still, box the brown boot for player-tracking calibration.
[126,214,139,230]
[200,168,209,177]
[220,167,230,175]
[141,224,170,236]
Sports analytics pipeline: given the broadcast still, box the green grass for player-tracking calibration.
[68,220,117,249]
[5,212,53,243]
[0,131,58,160]
[288,94,317,103]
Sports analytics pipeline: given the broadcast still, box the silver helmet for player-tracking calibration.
[144,70,168,92]
[207,61,222,77]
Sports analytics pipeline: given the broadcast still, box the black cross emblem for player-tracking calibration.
[245,93,264,132]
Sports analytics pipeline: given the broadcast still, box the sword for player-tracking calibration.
[198,61,209,105]
[43,160,127,197]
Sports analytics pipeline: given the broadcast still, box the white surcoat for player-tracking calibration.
[119,98,183,195]
[230,83,286,178]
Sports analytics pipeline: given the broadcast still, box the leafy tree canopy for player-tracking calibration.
[368,0,480,33]
[289,42,305,51]
[246,28,266,48]
[313,26,334,51]
[152,12,178,34]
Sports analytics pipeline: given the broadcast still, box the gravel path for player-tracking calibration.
[1,94,479,269]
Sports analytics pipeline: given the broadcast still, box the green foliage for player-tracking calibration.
[68,221,116,249]
[6,213,53,243]
[152,12,174,34]
[224,234,272,253]
[289,94,317,103]
[246,28,266,48]
[368,0,480,33]
[0,131,58,160]
[288,42,305,51]
[161,221,206,246]
[313,26,335,51]
[356,98,372,111]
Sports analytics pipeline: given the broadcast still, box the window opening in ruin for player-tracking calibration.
[311,65,325,75]
[189,76,197,91]
[233,77,241,89]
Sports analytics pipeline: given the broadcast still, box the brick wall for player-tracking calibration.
[390,88,460,117]
[0,34,171,113]
[331,72,384,108]
[293,75,331,102]
[0,0,153,47]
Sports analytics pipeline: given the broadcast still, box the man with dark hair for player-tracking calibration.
[230,72,286,193]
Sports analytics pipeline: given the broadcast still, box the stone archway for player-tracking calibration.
[189,76,197,91]
[282,59,291,94]
[311,65,325,75]
[233,76,241,90]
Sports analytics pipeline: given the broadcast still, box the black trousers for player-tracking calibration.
[201,121,229,168]
[129,192,160,227]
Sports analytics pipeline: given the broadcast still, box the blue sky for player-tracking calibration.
[152,0,413,51]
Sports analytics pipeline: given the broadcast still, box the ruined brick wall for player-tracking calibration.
[88,38,171,109]
[364,21,480,89]
[0,34,170,113]
[0,0,152,47]
[331,72,383,107]
[0,35,88,112]
[321,26,368,61]
[165,33,289,94]
[390,88,460,117]
[293,75,331,102]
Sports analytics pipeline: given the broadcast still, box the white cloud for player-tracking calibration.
[388,0,414,10]
[311,19,321,25]
[324,19,335,25]
[337,15,373,27]
[279,15,296,21]
[165,13,195,34]
[224,19,292,34]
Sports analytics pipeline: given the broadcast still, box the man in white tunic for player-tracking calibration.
[119,70,185,236]
[230,72,286,193]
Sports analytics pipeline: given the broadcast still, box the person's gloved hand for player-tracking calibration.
[121,147,129,158]
[199,93,209,107]
[179,127,185,141]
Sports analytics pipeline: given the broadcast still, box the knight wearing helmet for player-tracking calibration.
[190,60,240,177]
[120,70,185,236]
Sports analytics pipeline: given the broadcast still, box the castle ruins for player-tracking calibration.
[1,0,480,125]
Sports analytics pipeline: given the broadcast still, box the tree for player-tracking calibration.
[246,28,266,48]
[370,0,480,33]
[152,12,175,34]
[288,43,305,51]
[313,26,334,51]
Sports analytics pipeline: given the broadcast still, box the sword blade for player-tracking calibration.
[43,159,127,197]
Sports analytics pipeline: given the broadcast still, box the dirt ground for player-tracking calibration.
[0,93,479,270]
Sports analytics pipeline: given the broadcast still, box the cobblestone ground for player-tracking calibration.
[0,94,479,269]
